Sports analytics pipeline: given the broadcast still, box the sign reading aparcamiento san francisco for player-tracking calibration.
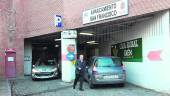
[111,38,143,62]
[83,0,128,24]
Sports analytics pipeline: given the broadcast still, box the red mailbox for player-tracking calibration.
[5,48,16,78]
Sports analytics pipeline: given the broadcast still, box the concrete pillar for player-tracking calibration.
[61,30,77,82]
[24,41,32,75]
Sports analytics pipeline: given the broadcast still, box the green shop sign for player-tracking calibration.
[111,38,143,62]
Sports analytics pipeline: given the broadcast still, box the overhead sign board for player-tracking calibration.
[61,30,77,39]
[111,38,142,62]
[83,0,128,24]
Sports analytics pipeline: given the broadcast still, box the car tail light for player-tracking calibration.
[121,64,126,79]
[92,66,98,75]
[121,63,125,70]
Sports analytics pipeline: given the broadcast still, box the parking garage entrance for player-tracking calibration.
[23,14,152,82]
[24,17,146,81]
[22,11,170,93]
[24,32,61,79]
[77,19,138,60]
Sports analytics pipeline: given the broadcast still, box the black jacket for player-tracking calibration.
[75,60,86,75]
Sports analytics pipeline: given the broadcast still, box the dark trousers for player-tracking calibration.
[73,73,84,89]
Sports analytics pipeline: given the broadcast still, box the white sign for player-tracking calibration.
[8,57,14,62]
[83,0,128,24]
[61,30,77,39]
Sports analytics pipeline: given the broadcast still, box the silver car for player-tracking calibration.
[85,56,126,88]
[32,59,58,80]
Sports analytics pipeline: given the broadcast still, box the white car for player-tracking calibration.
[31,60,58,80]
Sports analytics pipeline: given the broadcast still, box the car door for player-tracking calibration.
[87,57,96,79]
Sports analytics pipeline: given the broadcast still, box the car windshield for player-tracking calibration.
[35,59,57,66]
[96,57,121,67]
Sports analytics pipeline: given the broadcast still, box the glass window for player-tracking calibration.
[96,57,121,67]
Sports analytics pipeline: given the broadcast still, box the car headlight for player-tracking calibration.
[32,69,39,73]
[51,68,57,72]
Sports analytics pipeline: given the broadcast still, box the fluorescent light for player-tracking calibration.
[89,42,99,44]
[54,39,61,41]
[55,45,59,47]
[79,33,93,36]
[86,41,99,44]
[86,41,95,43]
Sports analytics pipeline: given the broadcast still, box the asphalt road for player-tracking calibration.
[11,77,170,96]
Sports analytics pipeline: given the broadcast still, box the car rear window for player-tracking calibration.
[96,57,121,67]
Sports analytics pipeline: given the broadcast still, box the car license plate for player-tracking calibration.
[104,75,118,79]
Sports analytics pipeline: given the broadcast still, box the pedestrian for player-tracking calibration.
[73,54,86,91]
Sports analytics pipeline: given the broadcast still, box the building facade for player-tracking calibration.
[0,0,170,94]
